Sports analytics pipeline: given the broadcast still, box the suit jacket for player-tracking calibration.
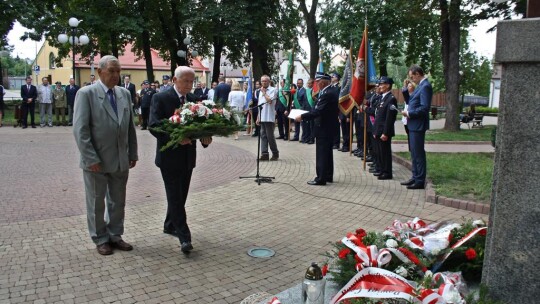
[149,89,200,170]
[72,81,138,172]
[21,84,38,104]
[374,92,398,137]
[407,78,432,132]
[301,86,339,138]
[193,87,209,101]
[65,85,80,107]
[123,83,137,105]
[297,87,310,111]
[213,83,231,105]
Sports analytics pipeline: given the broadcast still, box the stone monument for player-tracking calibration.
[481,17,540,302]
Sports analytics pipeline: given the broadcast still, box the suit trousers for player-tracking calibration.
[68,105,74,124]
[161,167,193,243]
[301,120,312,142]
[141,107,150,128]
[354,119,363,150]
[260,122,279,156]
[276,109,286,138]
[83,169,129,245]
[293,121,301,140]
[372,136,381,171]
[409,130,427,184]
[379,137,392,176]
[39,103,53,126]
[340,119,350,149]
[315,136,334,182]
[21,102,35,127]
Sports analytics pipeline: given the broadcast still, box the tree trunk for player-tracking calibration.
[141,29,154,82]
[110,32,119,59]
[440,0,461,131]
[211,36,224,84]
[299,0,319,78]
[157,13,177,76]
[379,57,388,77]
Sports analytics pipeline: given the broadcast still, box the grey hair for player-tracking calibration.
[174,66,195,79]
[98,55,120,69]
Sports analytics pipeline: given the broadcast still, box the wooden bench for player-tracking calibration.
[471,113,484,128]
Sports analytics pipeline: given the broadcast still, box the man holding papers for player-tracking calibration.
[295,72,339,186]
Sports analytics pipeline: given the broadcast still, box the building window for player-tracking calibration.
[49,53,56,69]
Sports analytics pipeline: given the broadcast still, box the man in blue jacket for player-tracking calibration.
[401,65,432,189]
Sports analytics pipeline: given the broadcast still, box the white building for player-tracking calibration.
[278,59,310,86]
[489,63,502,108]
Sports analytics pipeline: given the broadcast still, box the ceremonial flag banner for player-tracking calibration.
[338,50,354,115]
[245,66,253,108]
[280,52,294,107]
[350,29,376,108]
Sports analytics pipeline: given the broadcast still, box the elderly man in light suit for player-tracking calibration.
[73,55,138,256]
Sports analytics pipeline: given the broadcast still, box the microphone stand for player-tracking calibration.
[239,101,275,185]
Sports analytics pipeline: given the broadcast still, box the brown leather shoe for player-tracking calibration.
[111,239,133,251]
[270,154,279,161]
[260,154,269,161]
[97,243,113,255]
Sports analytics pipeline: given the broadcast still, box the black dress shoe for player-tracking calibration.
[332,145,339,149]
[307,180,326,186]
[22,126,27,129]
[341,149,349,153]
[326,178,333,183]
[163,229,178,237]
[290,138,299,141]
[181,242,193,253]
[276,136,284,139]
[368,168,378,173]
[407,183,425,190]
[31,125,36,128]
[307,141,315,144]
[365,157,373,162]
[373,172,382,176]
[400,179,415,186]
[378,174,393,180]
[337,147,343,151]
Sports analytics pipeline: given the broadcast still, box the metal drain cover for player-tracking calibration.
[247,247,275,258]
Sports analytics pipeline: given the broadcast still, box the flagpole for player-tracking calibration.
[362,22,368,171]
[348,39,354,156]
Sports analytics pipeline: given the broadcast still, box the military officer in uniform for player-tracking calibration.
[295,72,339,186]
[373,76,398,180]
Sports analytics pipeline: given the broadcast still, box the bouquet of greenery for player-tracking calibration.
[151,100,241,151]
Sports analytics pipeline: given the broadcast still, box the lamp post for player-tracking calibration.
[221,61,230,80]
[176,37,198,67]
[57,18,89,85]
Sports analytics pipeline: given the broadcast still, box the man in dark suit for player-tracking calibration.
[401,65,432,189]
[374,76,398,180]
[213,76,231,106]
[302,78,315,144]
[122,76,137,107]
[250,81,261,137]
[193,82,209,101]
[295,72,339,186]
[65,78,80,126]
[293,79,308,142]
[149,66,212,254]
[20,76,38,129]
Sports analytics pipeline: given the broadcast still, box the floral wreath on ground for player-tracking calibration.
[320,217,488,304]
[151,100,241,151]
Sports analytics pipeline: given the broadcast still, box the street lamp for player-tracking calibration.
[221,61,230,79]
[176,37,198,67]
[57,17,89,85]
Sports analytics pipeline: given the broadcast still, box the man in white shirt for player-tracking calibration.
[256,75,279,161]
[37,77,53,127]
[207,81,217,101]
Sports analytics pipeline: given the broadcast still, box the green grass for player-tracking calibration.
[396,152,494,203]
[1,103,69,125]
[394,125,495,142]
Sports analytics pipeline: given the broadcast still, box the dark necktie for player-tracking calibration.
[107,89,118,117]
[180,95,185,106]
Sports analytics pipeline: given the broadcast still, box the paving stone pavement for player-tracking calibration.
[0,127,486,304]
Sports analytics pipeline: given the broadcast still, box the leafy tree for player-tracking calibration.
[298,0,320,78]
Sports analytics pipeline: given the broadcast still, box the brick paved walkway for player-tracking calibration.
[0,127,485,304]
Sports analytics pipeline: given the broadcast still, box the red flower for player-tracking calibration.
[448,233,454,243]
[338,248,351,259]
[465,248,477,260]
[479,229,487,236]
[355,228,367,239]
[321,264,328,276]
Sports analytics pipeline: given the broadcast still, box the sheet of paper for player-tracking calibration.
[288,109,308,119]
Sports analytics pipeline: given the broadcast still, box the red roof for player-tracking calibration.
[76,43,209,72]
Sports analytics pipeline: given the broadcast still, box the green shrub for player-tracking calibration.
[475,106,498,114]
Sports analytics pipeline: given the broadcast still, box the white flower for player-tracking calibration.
[196,105,210,117]
[183,102,195,109]
[386,239,398,248]
[395,266,408,277]
[424,270,433,278]
[472,219,485,227]
[222,108,231,120]
[201,100,215,107]
[382,230,394,238]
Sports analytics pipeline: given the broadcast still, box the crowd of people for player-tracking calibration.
[16,53,431,256]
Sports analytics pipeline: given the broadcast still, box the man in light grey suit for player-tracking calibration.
[73,55,138,256]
